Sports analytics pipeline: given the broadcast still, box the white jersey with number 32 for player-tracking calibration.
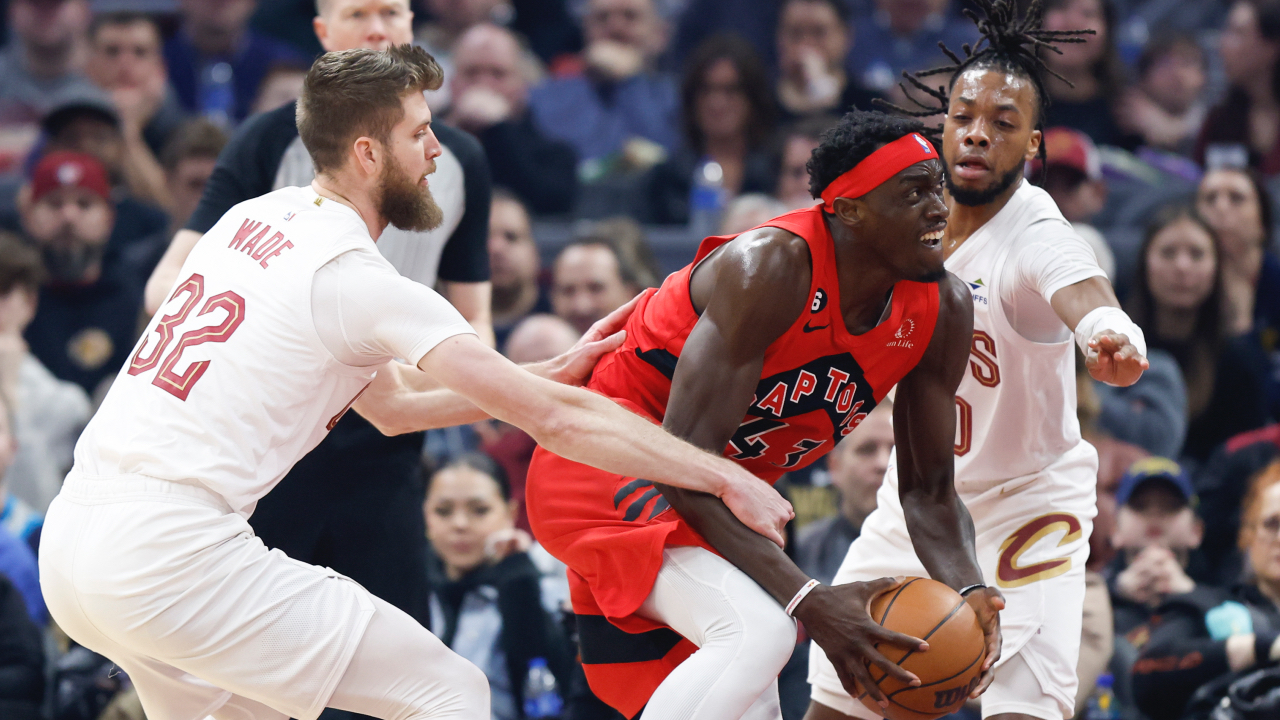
[944,182,1106,492]
[75,187,384,516]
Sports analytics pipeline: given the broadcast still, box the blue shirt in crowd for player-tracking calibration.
[163,29,312,126]
[847,10,978,94]
[529,72,680,168]
[0,526,44,627]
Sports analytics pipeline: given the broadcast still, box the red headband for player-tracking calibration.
[820,133,938,212]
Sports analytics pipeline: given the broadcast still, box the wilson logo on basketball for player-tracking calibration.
[934,676,981,709]
[995,512,1083,588]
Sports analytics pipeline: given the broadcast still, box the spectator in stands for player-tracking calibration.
[19,152,144,397]
[489,190,550,348]
[0,0,98,174]
[847,0,974,96]
[86,12,187,159]
[1041,0,1129,148]
[529,0,679,171]
[774,115,834,210]
[1196,421,1280,588]
[1116,33,1208,157]
[774,0,875,125]
[644,34,776,224]
[1036,127,1117,279]
[424,453,573,720]
[718,193,787,235]
[0,234,88,519]
[249,61,308,114]
[1125,205,1269,463]
[0,390,44,628]
[1131,459,1280,719]
[1105,458,1205,717]
[551,219,655,334]
[672,0,779,72]
[163,0,311,126]
[0,573,43,720]
[794,399,892,587]
[448,24,577,215]
[1196,0,1280,175]
[1196,167,1280,338]
[160,119,228,235]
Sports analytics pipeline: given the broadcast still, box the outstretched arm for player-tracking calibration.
[894,273,1003,694]
[1051,276,1148,386]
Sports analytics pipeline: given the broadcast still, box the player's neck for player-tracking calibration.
[829,220,899,331]
[311,177,389,241]
[942,178,1022,255]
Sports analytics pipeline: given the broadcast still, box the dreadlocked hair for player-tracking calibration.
[874,0,1094,174]
[806,110,928,200]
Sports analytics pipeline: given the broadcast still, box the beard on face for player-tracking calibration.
[916,265,948,283]
[945,161,1024,207]
[41,232,107,284]
[378,154,444,232]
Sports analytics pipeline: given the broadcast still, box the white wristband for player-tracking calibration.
[1073,306,1147,360]
[786,579,821,616]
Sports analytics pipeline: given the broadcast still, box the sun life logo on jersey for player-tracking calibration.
[887,318,915,348]
[283,211,296,221]
[968,278,988,306]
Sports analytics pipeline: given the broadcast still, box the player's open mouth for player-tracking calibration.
[920,228,945,248]
[954,156,990,181]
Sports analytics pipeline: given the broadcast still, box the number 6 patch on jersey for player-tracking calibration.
[995,512,1083,588]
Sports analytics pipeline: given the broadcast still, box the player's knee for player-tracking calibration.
[438,652,490,714]
[742,602,798,671]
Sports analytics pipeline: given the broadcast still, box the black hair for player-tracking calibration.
[1136,32,1206,80]
[782,0,852,25]
[427,453,513,503]
[680,33,777,153]
[875,0,1094,175]
[805,109,928,200]
[89,11,161,42]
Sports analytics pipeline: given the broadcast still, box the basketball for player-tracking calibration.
[858,578,986,720]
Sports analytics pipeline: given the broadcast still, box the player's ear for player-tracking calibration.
[1025,127,1042,163]
[352,136,380,177]
[831,196,864,227]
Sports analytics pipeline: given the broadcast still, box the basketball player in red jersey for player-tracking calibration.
[525,110,1005,720]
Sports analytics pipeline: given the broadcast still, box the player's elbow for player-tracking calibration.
[527,403,580,453]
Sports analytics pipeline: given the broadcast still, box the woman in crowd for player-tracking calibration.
[1131,460,1280,718]
[424,454,572,720]
[1124,205,1268,464]
[1195,0,1280,175]
[1041,0,1129,147]
[644,33,777,224]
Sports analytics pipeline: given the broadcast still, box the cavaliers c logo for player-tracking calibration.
[995,512,1083,588]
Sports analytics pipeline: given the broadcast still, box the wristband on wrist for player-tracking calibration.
[786,579,821,616]
[1258,630,1280,666]
[1073,306,1147,359]
[959,583,988,597]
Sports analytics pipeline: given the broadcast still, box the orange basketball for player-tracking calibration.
[857,578,986,720]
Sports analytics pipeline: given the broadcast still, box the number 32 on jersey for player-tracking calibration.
[128,273,246,401]
[954,330,999,456]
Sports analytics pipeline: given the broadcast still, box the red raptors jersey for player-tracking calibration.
[525,205,940,718]
[590,204,939,481]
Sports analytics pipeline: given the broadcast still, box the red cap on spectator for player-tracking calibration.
[30,151,111,204]
[1039,127,1102,180]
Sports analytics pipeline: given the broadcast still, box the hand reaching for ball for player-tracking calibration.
[963,586,1005,698]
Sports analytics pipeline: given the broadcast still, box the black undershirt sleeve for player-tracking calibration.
[185,102,302,234]
[1131,610,1234,719]
[434,124,492,284]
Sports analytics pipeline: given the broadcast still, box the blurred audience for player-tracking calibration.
[0,573,43,720]
[19,152,145,397]
[0,390,44,629]
[1196,167,1280,341]
[1106,458,1205,718]
[774,115,833,210]
[1197,422,1280,588]
[489,190,550,348]
[1196,0,1280,175]
[1036,127,1117,279]
[0,233,88,517]
[847,0,974,96]
[718,193,788,235]
[1041,0,1129,148]
[1117,33,1208,156]
[644,34,776,225]
[551,218,657,334]
[1131,460,1280,719]
[672,0,779,71]
[424,453,573,720]
[0,0,97,174]
[1124,204,1269,464]
[163,0,311,126]
[448,24,578,215]
[249,61,308,114]
[794,399,892,587]
[415,0,513,109]
[160,119,229,235]
[86,12,187,159]
[530,0,679,175]
[774,0,875,125]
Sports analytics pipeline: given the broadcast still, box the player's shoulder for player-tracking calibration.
[718,225,813,284]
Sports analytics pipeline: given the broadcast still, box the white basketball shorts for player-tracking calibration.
[39,473,376,720]
[808,442,1097,720]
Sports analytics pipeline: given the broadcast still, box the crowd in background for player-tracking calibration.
[8,0,1280,719]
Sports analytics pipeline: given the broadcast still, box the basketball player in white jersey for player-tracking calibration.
[806,3,1148,719]
[38,46,794,720]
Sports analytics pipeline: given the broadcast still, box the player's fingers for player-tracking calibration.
[586,330,627,354]
[860,641,921,688]
[847,659,891,707]
[867,623,928,653]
